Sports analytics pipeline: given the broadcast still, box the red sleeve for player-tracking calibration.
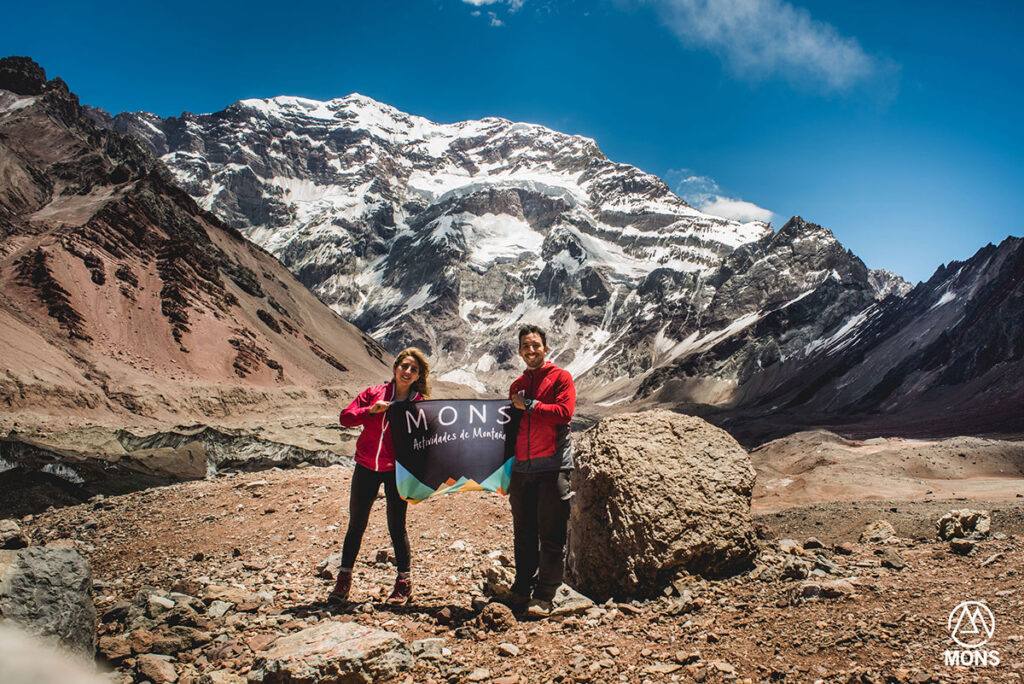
[339,386,376,427]
[529,370,575,425]
[509,376,526,400]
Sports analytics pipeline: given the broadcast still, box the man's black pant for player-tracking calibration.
[509,469,572,602]
[341,464,410,573]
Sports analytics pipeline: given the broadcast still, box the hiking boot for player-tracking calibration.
[328,571,351,603]
[386,576,412,605]
[525,598,553,618]
[503,590,531,613]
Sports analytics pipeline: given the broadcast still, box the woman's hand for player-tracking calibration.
[369,400,391,414]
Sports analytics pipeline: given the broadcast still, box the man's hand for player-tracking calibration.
[511,390,527,411]
[369,400,391,414]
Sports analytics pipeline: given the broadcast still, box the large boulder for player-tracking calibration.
[0,547,96,657]
[566,410,757,601]
[248,620,413,683]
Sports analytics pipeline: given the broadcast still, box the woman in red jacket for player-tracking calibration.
[329,347,430,605]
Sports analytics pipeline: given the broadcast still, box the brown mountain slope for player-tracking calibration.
[0,56,391,437]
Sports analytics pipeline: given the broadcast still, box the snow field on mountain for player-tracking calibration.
[459,214,544,270]
[562,328,618,378]
[929,290,957,310]
[803,306,875,357]
[0,93,37,113]
[437,368,487,393]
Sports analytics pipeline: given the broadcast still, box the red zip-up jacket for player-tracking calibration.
[339,381,423,472]
[508,361,576,472]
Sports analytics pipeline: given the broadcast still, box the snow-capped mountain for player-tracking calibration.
[98,95,902,399]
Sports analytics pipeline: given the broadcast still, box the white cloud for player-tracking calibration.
[461,0,524,9]
[647,0,876,91]
[462,0,524,25]
[698,196,775,223]
[672,172,777,224]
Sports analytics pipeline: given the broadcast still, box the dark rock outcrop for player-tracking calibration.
[0,547,96,656]
[0,57,47,96]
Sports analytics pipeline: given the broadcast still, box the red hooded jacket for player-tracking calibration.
[339,381,423,472]
[508,361,576,472]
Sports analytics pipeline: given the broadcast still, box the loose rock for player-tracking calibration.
[936,509,990,540]
[859,520,896,543]
[778,539,805,555]
[136,654,177,684]
[0,520,30,549]
[781,557,811,580]
[880,549,907,570]
[248,620,413,683]
[410,638,445,660]
[479,602,517,631]
[315,553,343,579]
[949,539,975,555]
[752,522,776,540]
[549,584,596,616]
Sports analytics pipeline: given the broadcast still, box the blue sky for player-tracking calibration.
[7,0,1022,283]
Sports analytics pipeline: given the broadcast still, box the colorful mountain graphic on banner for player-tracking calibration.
[396,458,513,503]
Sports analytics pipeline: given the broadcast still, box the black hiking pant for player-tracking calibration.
[341,464,410,573]
[509,469,572,601]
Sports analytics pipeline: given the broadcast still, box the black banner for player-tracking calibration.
[388,399,521,502]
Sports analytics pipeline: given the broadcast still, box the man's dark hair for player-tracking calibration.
[518,324,547,347]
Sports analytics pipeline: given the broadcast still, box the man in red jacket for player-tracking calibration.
[508,324,576,617]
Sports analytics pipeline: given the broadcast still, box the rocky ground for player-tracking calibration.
[757,500,1024,543]
[16,464,1024,684]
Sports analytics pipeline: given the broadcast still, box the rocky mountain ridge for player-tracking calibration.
[695,234,1024,441]
[0,57,398,486]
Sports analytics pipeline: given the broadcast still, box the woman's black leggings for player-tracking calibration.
[340,464,410,573]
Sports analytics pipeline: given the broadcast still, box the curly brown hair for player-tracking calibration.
[393,347,431,398]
